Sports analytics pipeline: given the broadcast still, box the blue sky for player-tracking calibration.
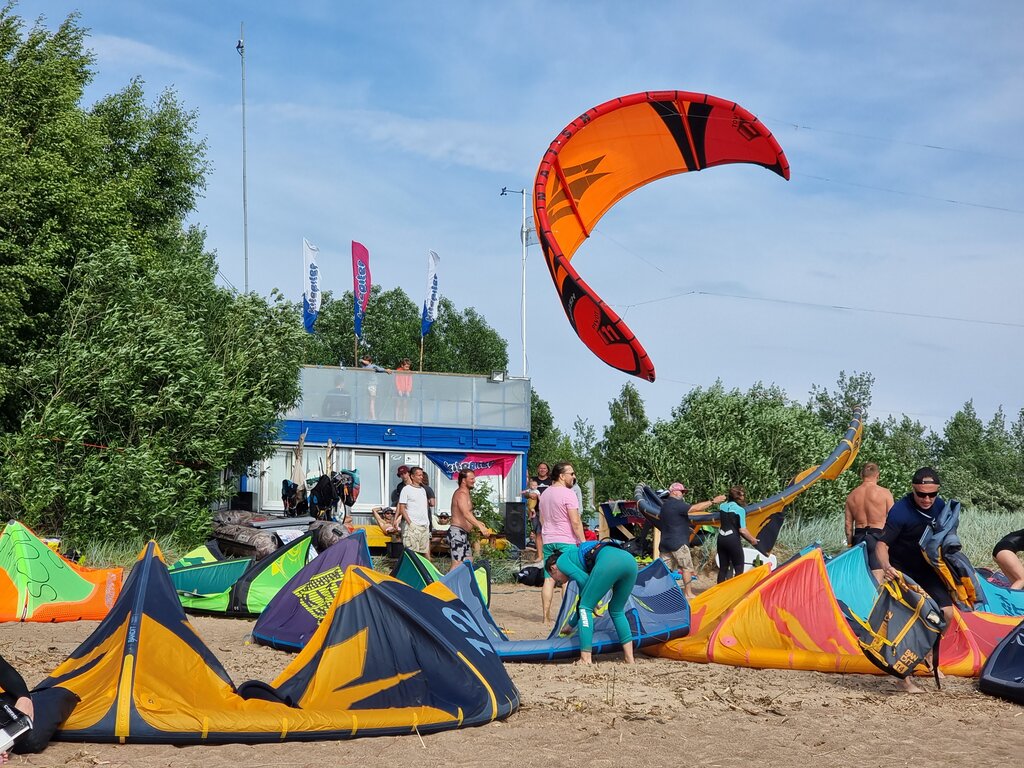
[16,1,1024,437]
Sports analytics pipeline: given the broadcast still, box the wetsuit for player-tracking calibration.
[717,501,747,583]
[880,494,953,609]
[0,655,29,700]
[993,529,1024,558]
[556,542,638,654]
[852,526,885,570]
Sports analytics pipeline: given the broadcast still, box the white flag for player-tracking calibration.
[421,250,441,337]
[302,238,321,333]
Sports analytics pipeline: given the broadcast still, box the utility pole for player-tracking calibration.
[237,23,250,293]
[501,187,529,378]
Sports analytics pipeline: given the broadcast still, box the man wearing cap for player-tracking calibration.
[659,482,727,600]
[390,465,411,507]
[875,466,955,693]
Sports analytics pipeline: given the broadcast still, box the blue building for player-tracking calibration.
[250,366,531,545]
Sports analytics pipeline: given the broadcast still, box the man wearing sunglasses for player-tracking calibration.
[875,466,955,693]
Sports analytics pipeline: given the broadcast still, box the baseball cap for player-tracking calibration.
[911,467,941,485]
[668,482,688,494]
[396,465,410,477]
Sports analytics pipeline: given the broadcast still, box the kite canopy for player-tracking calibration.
[439,559,689,662]
[532,90,789,380]
[979,617,1024,704]
[0,521,122,622]
[646,546,1018,676]
[175,532,316,616]
[35,542,519,744]
[392,550,492,606]
[251,531,372,651]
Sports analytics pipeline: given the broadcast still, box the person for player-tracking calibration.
[538,462,586,624]
[533,462,553,491]
[0,654,34,764]
[546,541,638,664]
[717,485,759,583]
[844,462,894,579]
[448,470,492,569]
[659,482,726,599]
[359,355,391,420]
[321,375,352,419]
[992,528,1024,590]
[397,466,431,555]
[875,467,956,694]
[394,358,413,421]
[371,505,403,558]
[391,465,411,507]
[521,478,543,553]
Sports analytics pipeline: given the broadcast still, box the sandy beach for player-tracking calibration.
[2,575,1022,768]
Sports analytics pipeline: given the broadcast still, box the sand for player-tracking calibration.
[2,577,1023,768]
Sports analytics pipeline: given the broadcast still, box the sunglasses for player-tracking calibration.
[913,490,939,499]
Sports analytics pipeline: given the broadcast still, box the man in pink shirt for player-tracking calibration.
[538,461,585,623]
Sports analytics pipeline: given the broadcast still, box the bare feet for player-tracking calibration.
[895,676,925,694]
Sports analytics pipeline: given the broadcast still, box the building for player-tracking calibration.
[248,366,531,546]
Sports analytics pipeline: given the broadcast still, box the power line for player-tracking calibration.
[617,289,1024,330]
[797,173,1024,215]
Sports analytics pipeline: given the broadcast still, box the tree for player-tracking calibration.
[527,388,560,472]
[807,370,874,432]
[0,8,207,432]
[0,237,305,545]
[304,288,508,375]
[594,383,650,501]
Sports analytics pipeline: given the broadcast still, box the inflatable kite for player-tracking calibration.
[0,521,122,622]
[33,542,519,743]
[532,90,790,380]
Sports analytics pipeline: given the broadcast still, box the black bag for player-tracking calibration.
[516,566,544,587]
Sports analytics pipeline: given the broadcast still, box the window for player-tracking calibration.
[353,451,384,508]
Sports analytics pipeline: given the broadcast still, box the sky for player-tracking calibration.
[15,1,1024,438]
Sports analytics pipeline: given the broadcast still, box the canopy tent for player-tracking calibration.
[440,559,690,662]
[33,542,519,744]
[176,532,316,616]
[251,531,373,651]
[0,521,122,622]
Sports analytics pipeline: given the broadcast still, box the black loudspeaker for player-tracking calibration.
[229,491,254,512]
[504,501,527,549]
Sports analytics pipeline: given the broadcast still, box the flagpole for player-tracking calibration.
[419,336,425,372]
[237,23,249,293]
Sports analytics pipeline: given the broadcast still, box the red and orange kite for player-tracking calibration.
[532,91,790,380]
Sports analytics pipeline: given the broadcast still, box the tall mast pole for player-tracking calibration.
[520,190,528,378]
[237,23,250,293]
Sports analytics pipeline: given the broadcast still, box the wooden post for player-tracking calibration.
[419,336,425,371]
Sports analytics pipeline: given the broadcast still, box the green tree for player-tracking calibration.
[594,383,650,502]
[0,238,305,545]
[304,288,508,375]
[807,370,874,432]
[0,8,207,431]
[938,402,1024,510]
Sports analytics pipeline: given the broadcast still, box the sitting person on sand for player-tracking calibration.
[992,529,1024,590]
[546,541,637,665]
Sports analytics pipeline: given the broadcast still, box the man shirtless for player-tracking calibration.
[844,462,894,579]
[448,470,491,569]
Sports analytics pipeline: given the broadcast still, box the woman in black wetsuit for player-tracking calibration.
[0,654,34,763]
[993,529,1024,590]
[716,485,760,583]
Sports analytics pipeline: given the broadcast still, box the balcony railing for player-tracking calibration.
[285,366,531,431]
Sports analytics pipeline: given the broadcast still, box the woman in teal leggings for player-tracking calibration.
[546,541,638,664]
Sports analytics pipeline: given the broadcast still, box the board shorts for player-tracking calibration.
[402,522,430,554]
[660,543,694,572]
[852,527,884,570]
[447,525,472,561]
[542,542,576,578]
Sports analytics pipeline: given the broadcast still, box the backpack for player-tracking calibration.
[516,566,544,587]
[919,499,983,609]
[581,538,627,572]
[850,572,947,687]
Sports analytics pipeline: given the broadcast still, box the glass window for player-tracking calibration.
[260,449,292,512]
[433,471,457,516]
[353,451,384,508]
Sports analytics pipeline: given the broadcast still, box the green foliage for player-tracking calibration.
[594,383,649,501]
[304,288,508,374]
[0,240,305,546]
[470,479,502,532]
[937,403,1024,511]
[0,8,207,431]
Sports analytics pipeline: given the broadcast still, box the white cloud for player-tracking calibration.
[88,33,215,78]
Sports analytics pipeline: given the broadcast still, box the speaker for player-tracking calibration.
[504,501,527,549]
